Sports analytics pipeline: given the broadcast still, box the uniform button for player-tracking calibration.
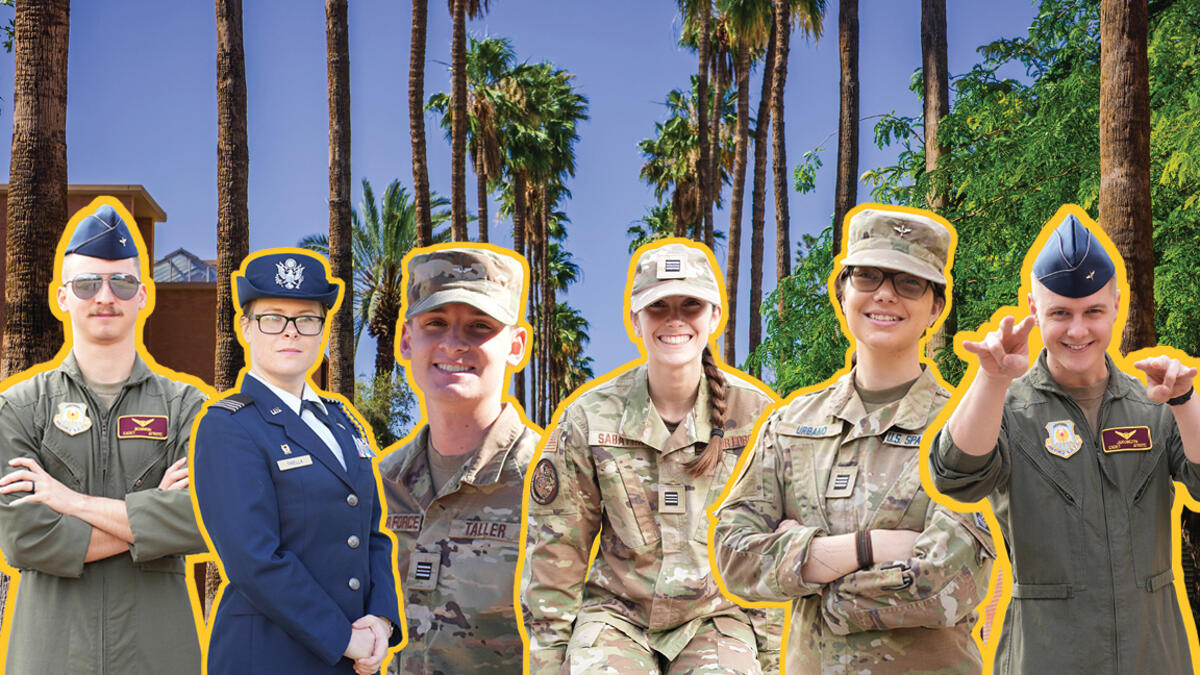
[347,577,361,591]
[346,494,359,507]
[347,535,360,549]
[134,479,142,487]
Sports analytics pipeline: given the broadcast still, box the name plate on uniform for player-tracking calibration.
[408,551,440,591]
[719,434,750,450]
[883,431,922,447]
[588,431,642,447]
[387,513,423,533]
[450,519,519,543]
[1101,426,1152,453]
[276,455,312,471]
[826,465,859,498]
[117,415,168,440]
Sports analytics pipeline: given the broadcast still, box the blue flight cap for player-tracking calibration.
[65,205,139,260]
[235,251,341,310]
[1032,213,1115,298]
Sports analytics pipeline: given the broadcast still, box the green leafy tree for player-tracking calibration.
[354,368,418,448]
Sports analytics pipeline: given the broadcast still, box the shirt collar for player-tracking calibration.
[62,350,151,388]
[246,372,325,415]
[618,364,712,454]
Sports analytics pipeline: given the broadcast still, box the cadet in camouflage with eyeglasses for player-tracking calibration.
[713,206,994,674]
[521,240,784,674]
[379,245,538,674]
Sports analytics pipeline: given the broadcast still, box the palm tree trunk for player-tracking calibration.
[696,1,712,246]
[326,0,354,398]
[213,0,250,616]
[450,0,468,240]
[771,0,791,287]
[372,295,401,377]
[748,18,776,375]
[724,39,750,366]
[3,0,68,380]
[834,0,859,249]
[512,172,527,409]
[475,149,489,242]
[1099,0,1153,354]
[921,0,951,363]
[708,52,727,250]
[410,0,433,245]
[541,194,553,425]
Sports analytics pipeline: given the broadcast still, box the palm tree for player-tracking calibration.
[748,13,777,374]
[707,12,734,248]
[920,0,950,362]
[833,0,858,249]
[3,0,68,380]
[409,0,433,245]
[1099,0,1153,352]
[548,301,593,405]
[301,180,450,377]
[429,37,515,243]
[679,0,714,243]
[449,0,494,240]
[212,0,250,617]
[326,0,353,398]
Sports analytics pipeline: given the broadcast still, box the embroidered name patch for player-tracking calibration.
[794,424,832,437]
[588,431,642,447]
[387,513,424,533]
[883,431,922,447]
[276,455,313,471]
[719,434,750,450]
[530,459,559,505]
[1044,420,1082,459]
[1101,426,1152,453]
[117,415,168,440]
[450,519,519,543]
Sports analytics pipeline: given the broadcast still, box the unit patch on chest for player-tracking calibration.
[387,513,424,533]
[588,431,642,447]
[450,519,519,543]
[408,551,440,591]
[826,465,859,498]
[1101,426,1152,453]
[1044,420,1083,459]
[659,484,686,514]
[883,431,922,447]
[53,402,92,436]
[117,415,168,440]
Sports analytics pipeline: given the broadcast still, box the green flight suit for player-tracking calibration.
[931,352,1200,674]
[0,352,208,674]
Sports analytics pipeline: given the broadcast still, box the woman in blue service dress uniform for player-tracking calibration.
[192,249,402,674]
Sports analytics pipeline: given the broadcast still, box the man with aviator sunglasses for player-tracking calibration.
[0,203,210,673]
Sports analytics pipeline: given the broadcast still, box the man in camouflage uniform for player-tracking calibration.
[0,203,209,673]
[522,241,784,674]
[714,207,994,673]
[380,245,538,674]
[930,210,1200,673]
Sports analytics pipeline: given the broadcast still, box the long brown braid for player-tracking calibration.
[683,345,727,477]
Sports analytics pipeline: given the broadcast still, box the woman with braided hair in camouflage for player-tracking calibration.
[521,240,784,673]
[713,205,995,674]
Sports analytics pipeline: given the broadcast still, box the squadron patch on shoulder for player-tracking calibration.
[1101,426,1152,453]
[530,458,559,505]
[53,402,92,436]
[1044,420,1082,458]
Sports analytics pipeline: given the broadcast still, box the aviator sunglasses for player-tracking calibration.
[848,267,931,300]
[64,273,141,301]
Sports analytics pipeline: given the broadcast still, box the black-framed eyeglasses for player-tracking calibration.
[848,267,931,300]
[63,273,141,301]
[249,313,325,336]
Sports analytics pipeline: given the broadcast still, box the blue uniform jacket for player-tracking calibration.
[193,375,401,673]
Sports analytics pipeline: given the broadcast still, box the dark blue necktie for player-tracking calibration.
[301,400,353,470]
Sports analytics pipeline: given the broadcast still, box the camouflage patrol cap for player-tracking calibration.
[629,242,722,313]
[840,208,951,285]
[405,246,525,325]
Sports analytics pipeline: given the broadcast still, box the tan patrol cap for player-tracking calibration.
[840,208,951,284]
[629,242,722,313]
[405,246,525,325]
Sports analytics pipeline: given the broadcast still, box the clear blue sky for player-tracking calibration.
[0,0,1037,383]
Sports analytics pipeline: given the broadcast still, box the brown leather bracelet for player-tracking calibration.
[855,530,874,570]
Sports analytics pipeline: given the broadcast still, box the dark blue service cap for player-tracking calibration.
[1032,213,1115,298]
[235,251,341,310]
[65,205,139,260]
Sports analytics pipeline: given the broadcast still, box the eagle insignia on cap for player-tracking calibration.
[893,224,913,237]
[275,258,305,289]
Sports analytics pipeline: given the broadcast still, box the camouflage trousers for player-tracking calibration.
[561,618,762,674]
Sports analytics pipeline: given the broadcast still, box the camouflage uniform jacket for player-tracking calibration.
[714,367,994,674]
[0,352,208,674]
[522,363,784,674]
[379,403,537,674]
[931,352,1200,674]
